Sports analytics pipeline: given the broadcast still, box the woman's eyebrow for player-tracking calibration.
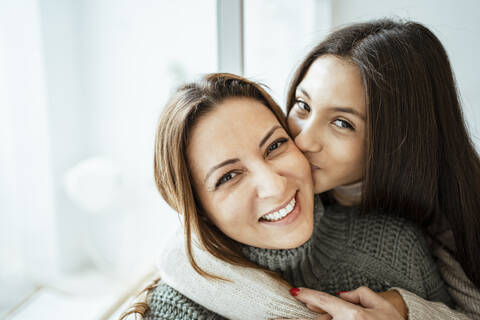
[203,125,282,183]
[259,125,282,148]
[204,158,240,183]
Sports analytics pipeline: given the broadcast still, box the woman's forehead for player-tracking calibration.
[186,98,282,173]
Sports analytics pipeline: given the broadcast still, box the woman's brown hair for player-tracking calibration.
[121,73,290,319]
[287,19,480,288]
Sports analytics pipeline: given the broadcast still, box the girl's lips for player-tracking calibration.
[310,164,321,170]
[259,192,301,226]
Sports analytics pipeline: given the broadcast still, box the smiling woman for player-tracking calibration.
[187,97,314,249]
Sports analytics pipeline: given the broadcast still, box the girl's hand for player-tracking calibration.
[275,286,407,320]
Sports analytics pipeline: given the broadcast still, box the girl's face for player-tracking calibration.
[288,55,366,195]
[187,97,314,249]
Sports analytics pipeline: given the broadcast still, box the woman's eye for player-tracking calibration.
[333,119,354,130]
[295,100,311,112]
[266,138,288,156]
[215,171,238,188]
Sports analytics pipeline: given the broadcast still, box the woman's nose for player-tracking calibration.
[255,165,287,199]
[294,123,323,153]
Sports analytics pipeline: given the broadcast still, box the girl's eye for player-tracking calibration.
[333,119,354,130]
[265,138,288,156]
[215,171,239,188]
[295,100,311,112]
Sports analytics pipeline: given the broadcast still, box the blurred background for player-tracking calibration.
[1,0,479,319]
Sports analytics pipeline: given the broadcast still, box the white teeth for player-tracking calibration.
[261,197,296,222]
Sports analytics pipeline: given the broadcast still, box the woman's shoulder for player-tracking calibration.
[346,211,439,280]
[321,203,429,258]
[344,211,452,304]
[146,281,226,320]
[348,209,427,249]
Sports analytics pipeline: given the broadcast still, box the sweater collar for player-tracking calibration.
[331,181,363,206]
[241,196,352,286]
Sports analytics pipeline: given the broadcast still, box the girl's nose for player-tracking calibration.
[293,122,323,153]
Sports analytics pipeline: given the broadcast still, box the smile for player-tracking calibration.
[259,196,296,222]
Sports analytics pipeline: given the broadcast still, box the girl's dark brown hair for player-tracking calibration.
[287,19,480,288]
[121,73,290,319]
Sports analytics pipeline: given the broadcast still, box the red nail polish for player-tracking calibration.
[290,287,300,296]
[337,291,348,295]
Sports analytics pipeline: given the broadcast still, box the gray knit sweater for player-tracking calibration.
[145,196,452,319]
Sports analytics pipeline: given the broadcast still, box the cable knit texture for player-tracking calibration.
[393,231,480,320]
[146,282,226,320]
[145,196,452,319]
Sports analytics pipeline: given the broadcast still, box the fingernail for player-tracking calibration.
[336,291,348,295]
[290,287,300,296]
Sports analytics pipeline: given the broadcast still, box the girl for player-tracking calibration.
[282,19,480,319]
[121,73,450,320]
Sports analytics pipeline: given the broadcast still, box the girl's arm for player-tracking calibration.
[392,288,473,320]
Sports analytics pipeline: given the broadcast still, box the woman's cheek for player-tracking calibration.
[287,116,302,137]
[286,148,312,180]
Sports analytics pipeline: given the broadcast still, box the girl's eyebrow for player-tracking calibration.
[297,87,310,100]
[329,107,365,121]
[297,86,365,121]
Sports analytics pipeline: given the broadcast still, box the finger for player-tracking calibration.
[305,303,326,314]
[338,286,389,309]
[292,287,361,315]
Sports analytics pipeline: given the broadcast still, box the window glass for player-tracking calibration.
[244,0,329,107]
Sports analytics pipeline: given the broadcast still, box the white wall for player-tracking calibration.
[331,0,480,149]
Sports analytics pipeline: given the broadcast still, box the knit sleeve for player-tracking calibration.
[397,223,453,306]
[392,237,480,320]
[432,238,480,318]
[145,281,226,320]
[392,288,473,320]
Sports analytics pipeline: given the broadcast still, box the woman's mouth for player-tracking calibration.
[259,192,301,224]
[259,197,296,222]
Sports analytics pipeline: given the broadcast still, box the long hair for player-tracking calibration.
[286,19,480,288]
[120,73,290,319]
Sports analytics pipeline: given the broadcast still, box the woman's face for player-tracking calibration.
[288,55,366,194]
[187,97,314,249]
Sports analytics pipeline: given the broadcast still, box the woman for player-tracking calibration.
[280,19,480,319]
[121,73,450,320]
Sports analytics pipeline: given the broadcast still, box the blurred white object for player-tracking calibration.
[62,156,172,278]
[64,157,122,214]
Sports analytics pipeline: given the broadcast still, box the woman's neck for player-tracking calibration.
[331,181,363,206]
